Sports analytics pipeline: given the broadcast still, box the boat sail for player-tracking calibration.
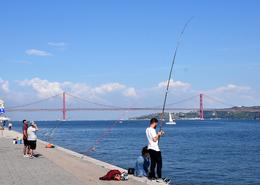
[166,112,176,125]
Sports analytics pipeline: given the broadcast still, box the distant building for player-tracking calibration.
[0,99,10,123]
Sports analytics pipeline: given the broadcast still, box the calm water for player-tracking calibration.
[12,120,260,185]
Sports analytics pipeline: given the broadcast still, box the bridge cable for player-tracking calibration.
[6,93,61,109]
[151,94,198,108]
[66,93,123,108]
[203,94,236,108]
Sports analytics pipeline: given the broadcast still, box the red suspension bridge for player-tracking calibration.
[5,92,260,120]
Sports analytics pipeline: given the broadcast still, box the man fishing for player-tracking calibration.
[146,118,165,181]
[145,17,192,184]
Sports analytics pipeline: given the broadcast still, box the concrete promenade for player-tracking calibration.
[0,129,159,185]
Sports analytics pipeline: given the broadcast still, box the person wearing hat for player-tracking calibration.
[27,121,39,158]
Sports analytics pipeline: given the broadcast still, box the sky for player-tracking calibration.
[0,0,260,120]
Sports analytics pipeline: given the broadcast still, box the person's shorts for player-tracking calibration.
[23,139,29,146]
[28,140,37,150]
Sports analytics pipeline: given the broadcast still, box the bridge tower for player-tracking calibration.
[62,92,66,121]
[199,93,204,120]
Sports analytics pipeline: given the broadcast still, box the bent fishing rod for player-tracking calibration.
[159,17,193,131]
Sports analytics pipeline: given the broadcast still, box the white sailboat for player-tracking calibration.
[166,112,176,125]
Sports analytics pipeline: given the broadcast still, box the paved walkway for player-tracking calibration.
[0,137,85,185]
[0,130,159,185]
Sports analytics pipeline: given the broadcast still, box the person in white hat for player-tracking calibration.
[27,121,39,158]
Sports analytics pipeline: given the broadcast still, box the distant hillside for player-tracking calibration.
[130,106,260,120]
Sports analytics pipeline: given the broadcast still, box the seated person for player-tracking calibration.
[134,146,150,177]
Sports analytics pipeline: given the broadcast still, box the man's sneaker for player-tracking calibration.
[156,178,165,183]
[148,177,157,181]
[162,178,171,184]
[23,154,29,158]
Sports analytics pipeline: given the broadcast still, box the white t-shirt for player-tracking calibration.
[27,126,37,141]
[146,127,160,151]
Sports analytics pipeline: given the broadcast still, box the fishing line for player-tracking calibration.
[44,120,65,143]
[83,104,134,156]
[159,17,194,131]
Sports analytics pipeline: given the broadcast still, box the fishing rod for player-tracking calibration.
[159,17,193,131]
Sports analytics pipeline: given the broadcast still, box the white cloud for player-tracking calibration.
[25,49,52,56]
[18,78,138,99]
[0,79,9,93]
[19,78,63,98]
[158,79,191,90]
[203,84,254,107]
[94,83,126,94]
[16,60,32,65]
[48,42,68,48]
[62,81,96,99]
[209,84,251,94]
[123,87,137,97]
